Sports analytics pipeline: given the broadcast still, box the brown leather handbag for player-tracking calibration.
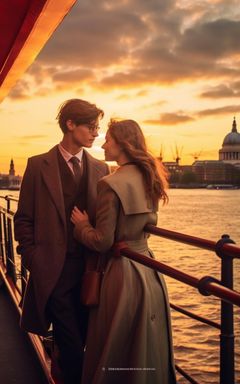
[80,243,127,307]
[80,255,103,307]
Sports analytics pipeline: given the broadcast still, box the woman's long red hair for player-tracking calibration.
[108,119,169,205]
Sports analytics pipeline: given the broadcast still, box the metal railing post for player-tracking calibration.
[5,196,17,284]
[216,234,235,384]
[2,212,8,264]
[0,212,3,261]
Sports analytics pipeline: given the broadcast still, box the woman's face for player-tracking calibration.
[102,131,122,162]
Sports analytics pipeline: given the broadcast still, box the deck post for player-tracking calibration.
[5,196,17,284]
[0,212,3,261]
[216,234,235,384]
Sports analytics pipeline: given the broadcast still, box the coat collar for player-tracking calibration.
[83,149,109,221]
[103,165,155,215]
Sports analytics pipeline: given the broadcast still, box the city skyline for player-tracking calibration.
[0,119,235,177]
[0,0,240,175]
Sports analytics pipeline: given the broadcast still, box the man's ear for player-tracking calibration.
[66,119,75,132]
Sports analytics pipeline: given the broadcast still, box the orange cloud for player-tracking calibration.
[144,113,195,125]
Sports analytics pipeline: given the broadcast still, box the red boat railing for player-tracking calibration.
[1,194,240,384]
[145,223,239,384]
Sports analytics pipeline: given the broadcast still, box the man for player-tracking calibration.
[14,99,109,383]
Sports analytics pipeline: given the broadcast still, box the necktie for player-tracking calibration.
[69,156,82,184]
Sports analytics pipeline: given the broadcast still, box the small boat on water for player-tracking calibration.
[206,184,239,190]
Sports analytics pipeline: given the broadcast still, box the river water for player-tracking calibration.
[149,189,240,383]
[1,188,240,383]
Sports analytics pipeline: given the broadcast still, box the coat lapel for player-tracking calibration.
[104,165,153,214]
[40,146,66,227]
[84,150,107,223]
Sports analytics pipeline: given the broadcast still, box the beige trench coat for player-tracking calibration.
[74,164,176,384]
[14,145,109,336]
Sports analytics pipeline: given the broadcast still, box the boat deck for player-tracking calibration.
[0,282,49,384]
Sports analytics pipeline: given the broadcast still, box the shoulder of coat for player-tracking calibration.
[99,165,153,215]
[84,149,109,173]
[102,164,139,183]
[28,145,58,164]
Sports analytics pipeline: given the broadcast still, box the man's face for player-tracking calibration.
[67,120,99,148]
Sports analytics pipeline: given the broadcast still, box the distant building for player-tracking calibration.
[0,159,22,190]
[163,117,240,186]
[9,158,15,176]
[163,161,180,173]
[219,117,240,165]
[192,160,239,185]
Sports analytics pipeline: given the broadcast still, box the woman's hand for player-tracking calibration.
[71,206,89,225]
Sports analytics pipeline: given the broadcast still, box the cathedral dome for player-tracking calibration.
[222,117,240,146]
[219,117,240,164]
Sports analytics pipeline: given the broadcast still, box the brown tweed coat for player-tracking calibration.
[14,145,109,336]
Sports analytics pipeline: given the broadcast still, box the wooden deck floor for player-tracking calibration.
[0,282,49,384]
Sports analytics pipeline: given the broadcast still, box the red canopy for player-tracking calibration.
[0,0,76,102]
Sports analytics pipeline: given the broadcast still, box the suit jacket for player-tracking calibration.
[14,145,109,336]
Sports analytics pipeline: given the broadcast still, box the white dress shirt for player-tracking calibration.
[58,143,83,175]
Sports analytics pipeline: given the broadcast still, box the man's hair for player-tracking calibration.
[56,98,104,133]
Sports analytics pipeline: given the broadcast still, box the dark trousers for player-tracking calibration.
[47,257,88,384]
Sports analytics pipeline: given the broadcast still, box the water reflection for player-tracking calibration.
[149,189,240,383]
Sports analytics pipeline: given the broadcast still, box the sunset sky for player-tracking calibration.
[0,0,240,175]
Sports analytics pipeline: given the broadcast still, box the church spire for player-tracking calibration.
[9,158,15,176]
[232,116,237,133]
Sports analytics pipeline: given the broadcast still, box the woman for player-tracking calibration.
[71,119,176,384]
